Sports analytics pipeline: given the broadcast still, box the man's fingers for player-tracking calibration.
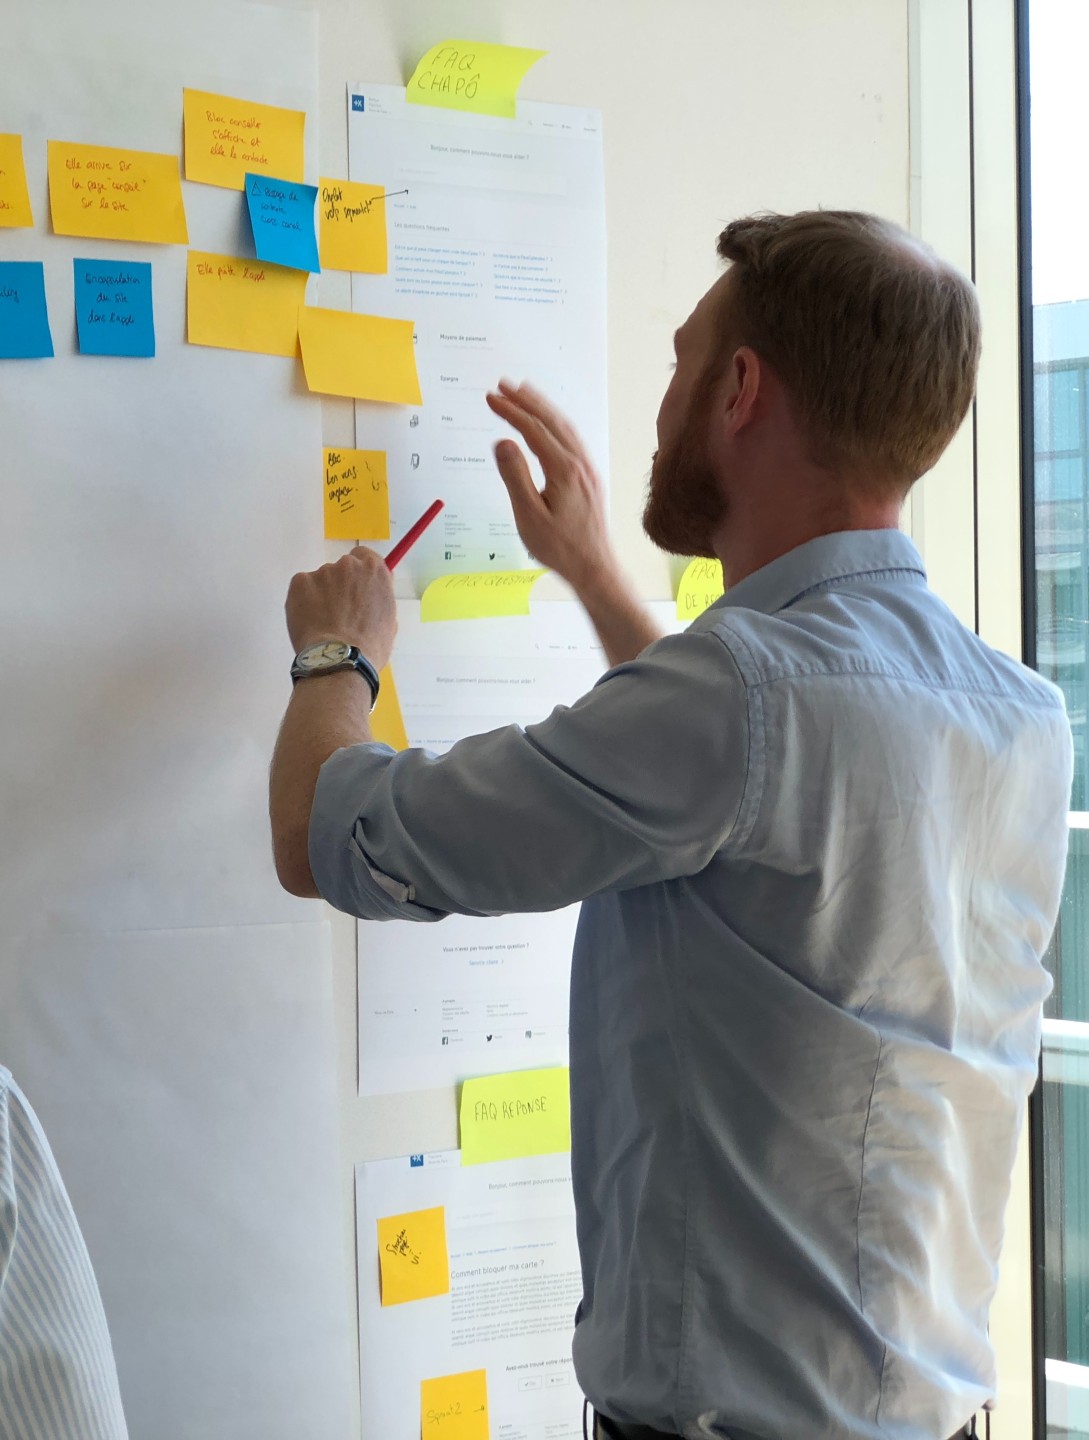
[486,390,570,473]
[497,378,584,455]
[493,438,545,526]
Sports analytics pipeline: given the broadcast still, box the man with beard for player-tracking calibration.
[269,211,1072,1440]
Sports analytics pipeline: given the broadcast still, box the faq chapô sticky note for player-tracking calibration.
[420,570,547,622]
[323,447,389,541]
[298,307,421,403]
[421,1370,489,1440]
[406,40,545,119]
[0,262,53,359]
[370,667,409,752]
[318,177,390,274]
[73,258,155,357]
[246,173,320,273]
[47,141,187,245]
[459,1066,571,1166]
[183,88,305,191]
[186,250,308,358]
[0,135,33,227]
[376,1206,450,1306]
[675,557,725,622]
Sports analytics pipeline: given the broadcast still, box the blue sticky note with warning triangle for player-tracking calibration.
[245,172,320,273]
[0,261,53,358]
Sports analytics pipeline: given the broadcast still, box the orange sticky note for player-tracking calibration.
[186,250,308,357]
[298,307,421,404]
[0,135,34,228]
[421,1370,489,1440]
[371,667,409,751]
[377,1206,449,1306]
[183,88,305,191]
[319,178,389,274]
[323,447,389,541]
[47,141,187,244]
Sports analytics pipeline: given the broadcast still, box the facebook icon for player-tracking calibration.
[351,94,365,111]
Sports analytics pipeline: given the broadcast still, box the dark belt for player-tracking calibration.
[594,1414,976,1440]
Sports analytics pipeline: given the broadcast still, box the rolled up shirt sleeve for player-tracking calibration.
[308,628,753,922]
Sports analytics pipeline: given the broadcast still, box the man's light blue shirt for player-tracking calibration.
[310,530,1072,1440]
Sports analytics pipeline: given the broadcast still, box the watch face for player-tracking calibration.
[298,641,351,671]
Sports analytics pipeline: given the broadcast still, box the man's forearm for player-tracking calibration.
[269,670,373,897]
[574,559,664,668]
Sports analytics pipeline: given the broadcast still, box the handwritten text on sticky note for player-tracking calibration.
[319,178,391,274]
[0,262,53,359]
[406,41,545,119]
[298,308,421,404]
[376,1206,450,1306]
[675,557,725,622]
[323,447,389,540]
[186,250,308,357]
[460,1066,570,1166]
[73,259,155,358]
[48,141,187,245]
[421,1370,489,1440]
[246,173,319,273]
[0,135,33,228]
[420,570,547,622]
[183,88,305,191]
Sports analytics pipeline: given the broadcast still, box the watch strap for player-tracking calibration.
[291,644,381,711]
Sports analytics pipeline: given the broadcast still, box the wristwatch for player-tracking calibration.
[291,640,380,710]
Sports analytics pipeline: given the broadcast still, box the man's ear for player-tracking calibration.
[722,345,762,438]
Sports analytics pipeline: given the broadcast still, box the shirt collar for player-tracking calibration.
[702,528,927,619]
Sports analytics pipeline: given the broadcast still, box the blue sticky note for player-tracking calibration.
[245,172,320,273]
[0,262,54,359]
[73,258,155,358]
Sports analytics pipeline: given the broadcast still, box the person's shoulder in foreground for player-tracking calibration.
[0,1068,128,1440]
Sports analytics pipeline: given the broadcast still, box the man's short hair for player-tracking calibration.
[716,211,982,493]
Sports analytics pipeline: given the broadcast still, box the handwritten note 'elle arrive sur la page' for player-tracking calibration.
[48,141,187,245]
[186,250,308,357]
[183,88,305,191]
[0,134,33,228]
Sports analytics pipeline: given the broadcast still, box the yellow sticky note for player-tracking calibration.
[420,570,546,622]
[319,178,389,274]
[0,135,33,228]
[377,1206,450,1306]
[406,40,545,119]
[298,307,421,404]
[460,1067,571,1166]
[371,667,409,751]
[421,1370,489,1440]
[323,447,389,540]
[183,88,305,191]
[47,141,187,245]
[675,557,725,622]
[186,250,308,357]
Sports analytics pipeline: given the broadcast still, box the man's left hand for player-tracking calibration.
[285,546,397,669]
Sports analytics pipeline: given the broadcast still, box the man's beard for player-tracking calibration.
[642,396,727,558]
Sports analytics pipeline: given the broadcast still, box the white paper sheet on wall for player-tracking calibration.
[346,83,608,584]
[357,1148,584,1440]
[358,601,681,1096]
